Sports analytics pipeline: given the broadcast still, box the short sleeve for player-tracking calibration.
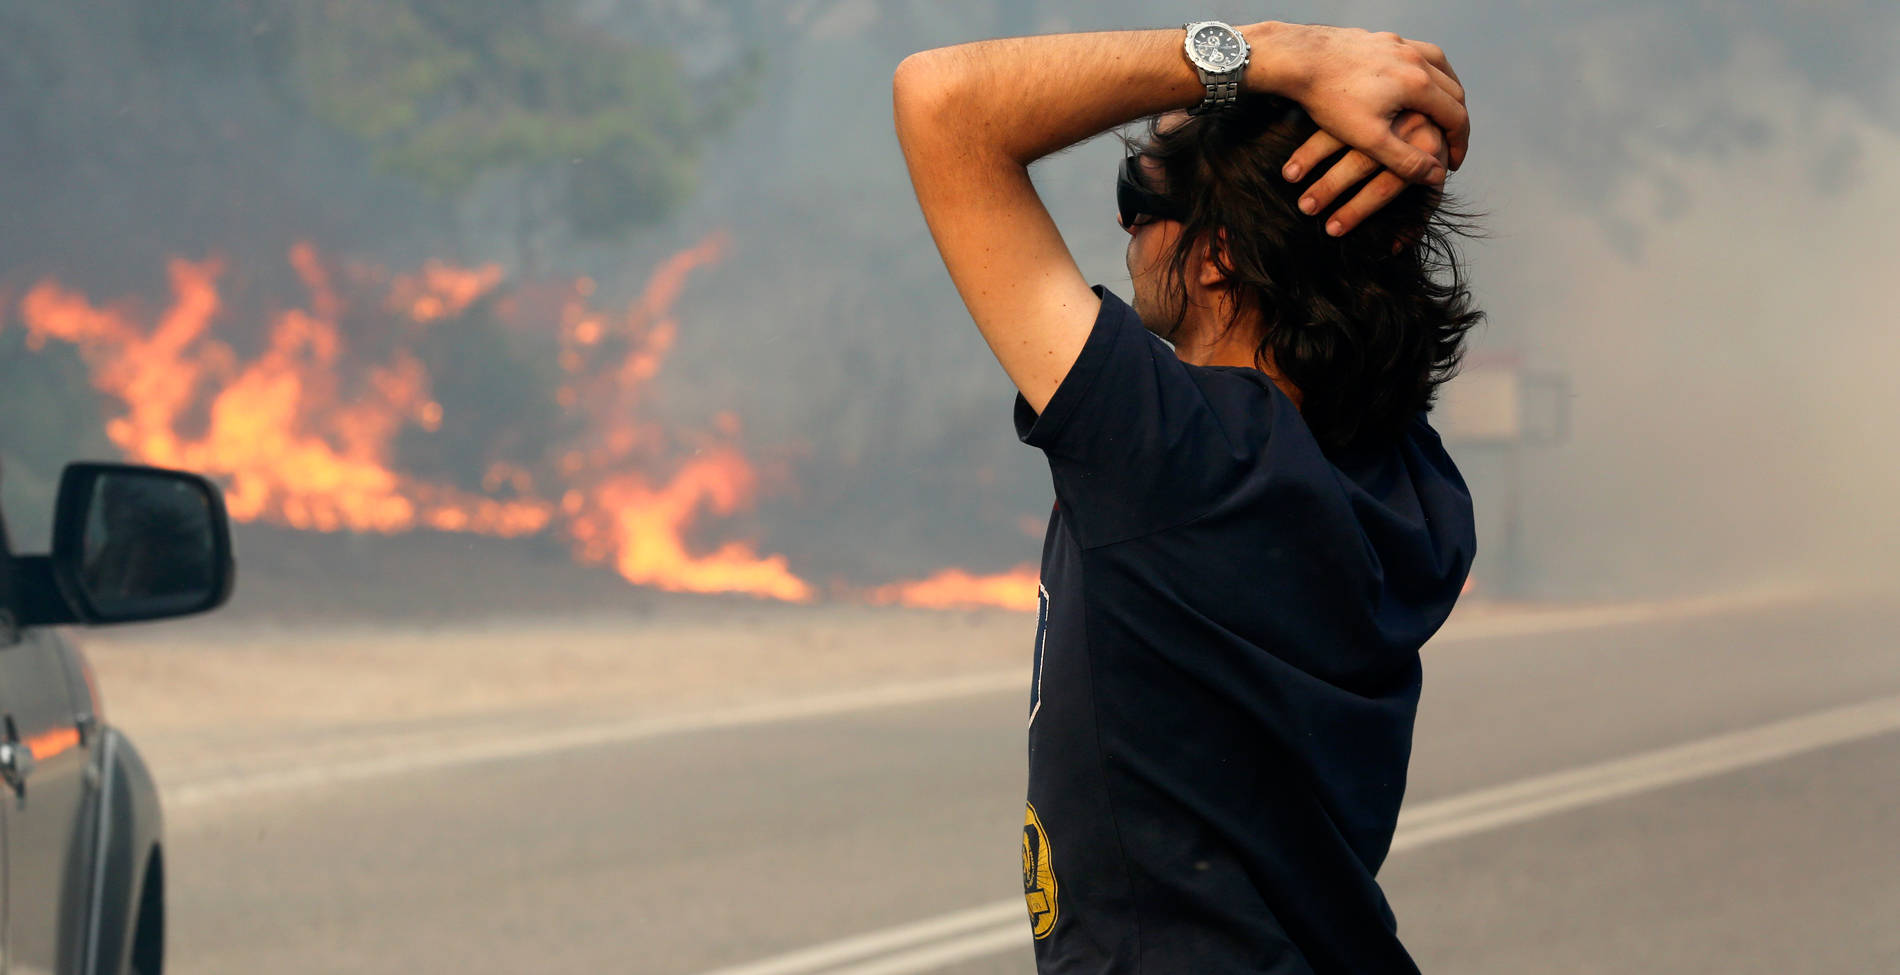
[1014,287,1263,548]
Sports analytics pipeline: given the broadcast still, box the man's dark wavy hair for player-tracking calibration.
[1132,96,1484,454]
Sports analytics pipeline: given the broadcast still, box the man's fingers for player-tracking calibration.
[1394,110,1452,172]
[1282,129,1345,183]
[1403,77,1467,167]
[1363,131,1445,186]
[1407,39,1458,86]
[1420,61,1470,169]
[1298,148,1380,218]
[1323,169,1411,237]
[1420,59,1464,108]
[1291,113,1446,236]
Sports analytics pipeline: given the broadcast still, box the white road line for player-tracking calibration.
[1432,587,1817,644]
[1390,693,1900,850]
[690,903,1022,975]
[817,924,1027,975]
[686,692,1900,975]
[164,591,1813,812]
[164,671,1025,811]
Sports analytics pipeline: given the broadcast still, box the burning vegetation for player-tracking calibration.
[867,565,1042,613]
[11,239,1030,611]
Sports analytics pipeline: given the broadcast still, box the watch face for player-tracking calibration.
[1190,25,1245,71]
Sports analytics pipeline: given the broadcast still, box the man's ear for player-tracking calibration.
[1196,228,1231,287]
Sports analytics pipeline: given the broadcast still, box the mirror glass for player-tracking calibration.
[77,471,219,619]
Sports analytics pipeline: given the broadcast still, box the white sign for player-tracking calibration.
[1436,367,1522,443]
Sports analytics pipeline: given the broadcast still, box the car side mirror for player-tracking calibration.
[48,463,236,624]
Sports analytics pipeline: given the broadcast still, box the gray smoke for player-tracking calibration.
[4,0,1895,602]
[632,0,1900,597]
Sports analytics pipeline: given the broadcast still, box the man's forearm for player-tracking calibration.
[893,22,1306,167]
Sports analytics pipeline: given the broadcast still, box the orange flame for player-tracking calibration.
[20,250,551,536]
[867,564,1041,612]
[16,236,811,600]
[539,232,810,600]
[385,260,505,323]
[580,451,810,602]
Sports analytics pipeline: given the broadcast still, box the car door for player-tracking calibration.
[0,628,89,975]
[0,515,91,975]
[0,490,16,975]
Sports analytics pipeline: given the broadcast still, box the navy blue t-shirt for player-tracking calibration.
[1013,287,1475,974]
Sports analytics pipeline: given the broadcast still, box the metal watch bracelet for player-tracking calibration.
[1190,74,1240,115]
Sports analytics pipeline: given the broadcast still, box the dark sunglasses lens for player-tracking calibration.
[1118,155,1184,228]
[1117,157,1148,229]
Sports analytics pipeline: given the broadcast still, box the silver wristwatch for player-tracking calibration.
[1183,21,1250,116]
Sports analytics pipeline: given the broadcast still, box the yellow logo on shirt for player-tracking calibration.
[1022,802,1059,939]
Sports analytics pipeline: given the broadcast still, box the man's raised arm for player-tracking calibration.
[893,22,1466,413]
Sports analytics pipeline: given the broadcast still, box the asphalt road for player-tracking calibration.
[160,590,1900,974]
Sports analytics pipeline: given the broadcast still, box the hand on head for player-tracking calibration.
[1271,26,1466,236]
[1288,111,1452,239]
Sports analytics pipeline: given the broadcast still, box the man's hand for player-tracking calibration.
[1290,112,1451,238]
[1270,26,1467,180]
[1250,24,1467,236]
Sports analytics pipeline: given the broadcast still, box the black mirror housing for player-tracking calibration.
[44,462,237,624]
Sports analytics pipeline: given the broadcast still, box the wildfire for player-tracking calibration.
[16,237,807,600]
[22,253,548,535]
[386,260,505,323]
[579,450,810,602]
[14,238,1045,611]
[867,564,1042,612]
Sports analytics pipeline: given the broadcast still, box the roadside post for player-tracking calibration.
[1435,353,1570,599]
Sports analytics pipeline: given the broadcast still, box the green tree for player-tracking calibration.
[291,0,757,268]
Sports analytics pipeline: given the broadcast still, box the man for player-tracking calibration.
[894,20,1481,974]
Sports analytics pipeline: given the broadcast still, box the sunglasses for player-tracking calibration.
[1117,154,1191,231]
